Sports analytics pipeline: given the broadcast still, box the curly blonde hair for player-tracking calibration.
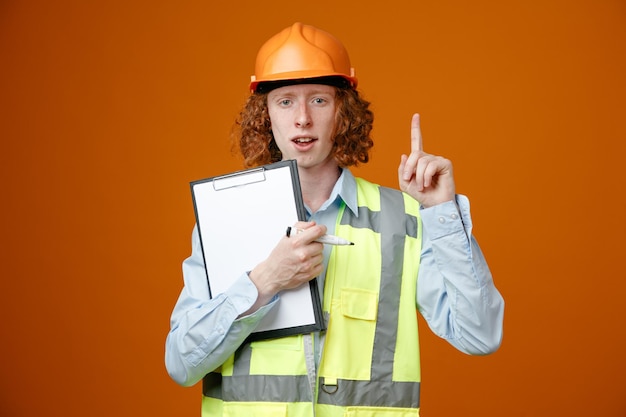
[232,87,374,168]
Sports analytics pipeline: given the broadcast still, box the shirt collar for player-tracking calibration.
[332,168,359,217]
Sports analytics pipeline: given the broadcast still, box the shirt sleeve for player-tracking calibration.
[416,195,505,355]
[164,225,278,387]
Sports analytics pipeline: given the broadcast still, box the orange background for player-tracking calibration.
[1,1,625,416]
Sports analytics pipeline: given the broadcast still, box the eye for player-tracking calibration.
[313,97,326,104]
[279,99,292,106]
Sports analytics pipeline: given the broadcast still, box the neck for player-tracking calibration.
[298,165,342,213]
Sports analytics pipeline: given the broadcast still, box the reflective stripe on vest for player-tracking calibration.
[204,343,313,402]
[203,178,422,413]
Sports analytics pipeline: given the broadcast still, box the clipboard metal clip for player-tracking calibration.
[213,167,266,191]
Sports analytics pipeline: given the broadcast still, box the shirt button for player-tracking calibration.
[451,213,458,220]
[438,216,445,224]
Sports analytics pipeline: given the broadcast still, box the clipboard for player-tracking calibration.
[190,160,325,341]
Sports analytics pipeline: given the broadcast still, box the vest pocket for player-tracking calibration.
[320,288,378,380]
[250,334,302,350]
[341,288,378,320]
[249,335,307,375]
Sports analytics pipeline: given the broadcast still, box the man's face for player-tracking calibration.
[267,83,337,171]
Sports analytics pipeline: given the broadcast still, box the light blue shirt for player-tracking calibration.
[165,169,505,387]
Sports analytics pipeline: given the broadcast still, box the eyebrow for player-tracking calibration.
[271,85,336,96]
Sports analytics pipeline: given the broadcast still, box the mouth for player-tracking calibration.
[292,137,317,144]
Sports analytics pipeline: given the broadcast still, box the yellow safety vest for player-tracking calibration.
[202,178,423,417]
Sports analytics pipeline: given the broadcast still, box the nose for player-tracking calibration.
[295,103,312,128]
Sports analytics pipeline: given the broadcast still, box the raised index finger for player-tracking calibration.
[411,113,423,153]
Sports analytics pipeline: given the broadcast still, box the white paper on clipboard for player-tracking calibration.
[190,160,325,341]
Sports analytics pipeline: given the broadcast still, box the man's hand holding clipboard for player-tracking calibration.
[245,221,327,315]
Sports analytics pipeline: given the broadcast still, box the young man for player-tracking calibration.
[166,22,504,416]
